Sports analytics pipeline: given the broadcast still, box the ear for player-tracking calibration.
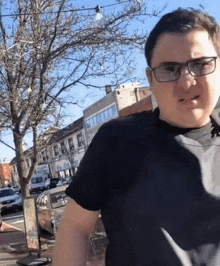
[146,67,153,87]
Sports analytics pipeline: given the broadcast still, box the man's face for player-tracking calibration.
[146,28,220,128]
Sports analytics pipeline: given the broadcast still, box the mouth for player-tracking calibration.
[179,95,200,102]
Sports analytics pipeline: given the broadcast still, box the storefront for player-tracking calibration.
[54,159,77,178]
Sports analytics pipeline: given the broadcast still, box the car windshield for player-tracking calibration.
[31,177,43,184]
[51,192,69,209]
[0,189,15,197]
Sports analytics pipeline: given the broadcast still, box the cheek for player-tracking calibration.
[213,74,220,99]
[152,88,177,113]
[202,75,220,104]
[152,84,174,104]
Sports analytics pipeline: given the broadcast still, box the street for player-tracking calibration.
[2,211,24,231]
[2,192,40,232]
[0,192,105,265]
[1,191,56,249]
[0,192,58,266]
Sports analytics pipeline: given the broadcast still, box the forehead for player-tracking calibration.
[151,29,217,67]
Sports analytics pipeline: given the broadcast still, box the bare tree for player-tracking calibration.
[0,0,166,197]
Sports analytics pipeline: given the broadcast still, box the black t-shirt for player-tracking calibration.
[66,109,220,266]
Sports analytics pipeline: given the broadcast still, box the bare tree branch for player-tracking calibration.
[0,0,165,197]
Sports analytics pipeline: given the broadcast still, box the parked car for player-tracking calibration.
[56,176,74,187]
[66,176,74,184]
[36,185,69,235]
[47,178,60,189]
[36,185,105,239]
[30,176,47,194]
[56,179,69,187]
[11,186,21,193]
[0,187,23,214]
[45,178,51,190]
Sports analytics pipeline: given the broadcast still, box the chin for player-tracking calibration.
[181,111,211,128]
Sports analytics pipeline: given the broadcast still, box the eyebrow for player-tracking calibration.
[158,61,180,66]
[157,57,213,67]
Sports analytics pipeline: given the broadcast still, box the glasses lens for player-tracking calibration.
[154,64,180,82]
[189,57,216,76]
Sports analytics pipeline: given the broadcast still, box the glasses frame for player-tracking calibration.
[150,56,218,83]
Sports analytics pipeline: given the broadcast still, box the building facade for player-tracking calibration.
[83,83,151,147]
[11,117,86,181]
[47,117,85,178]
[0,160,13,187]
[10,83,153,186]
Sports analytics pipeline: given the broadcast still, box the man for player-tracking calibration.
[53,8,220,266]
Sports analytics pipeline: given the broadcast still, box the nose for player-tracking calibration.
[176,65,196,91]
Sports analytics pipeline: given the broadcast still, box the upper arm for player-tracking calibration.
[60,198,100,235]
[65,123,117,211]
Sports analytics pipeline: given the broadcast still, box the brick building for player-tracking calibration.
[0,162,13,187]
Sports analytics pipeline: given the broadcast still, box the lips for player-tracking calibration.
[179,95,200,102]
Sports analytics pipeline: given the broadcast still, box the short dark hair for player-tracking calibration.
[145,8,220,67]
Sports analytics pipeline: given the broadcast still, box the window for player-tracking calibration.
[88,119,91,128]
[91,117,95,127]
[68,138,74,151]
[0,189,15,197]
[85,120,90,129]
[49,147,53,158]
[41,151,48,162]
[97,113,101,124]
[31,177,43,184]
[101,112,105,123]
[103,110,107,121]
[104,109,109,120]
[26,159,30,167]
[111,105,117,117]
[112,105,117,116]
[54,145,59,157]
[93,116,97,126]
[77,133,84,148]
[61,141,66,154]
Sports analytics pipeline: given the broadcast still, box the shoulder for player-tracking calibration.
[97,109,159,139]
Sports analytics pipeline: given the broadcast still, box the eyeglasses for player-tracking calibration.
[150,56,218,83]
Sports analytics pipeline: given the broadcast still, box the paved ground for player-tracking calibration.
[0,222,105,265]
[0,222,53,265]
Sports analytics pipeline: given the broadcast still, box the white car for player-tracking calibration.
[30,176,47,194]
[56,179,69,187]
[36,185,69,235]
[0,187,23,214]
[36,185,105,239]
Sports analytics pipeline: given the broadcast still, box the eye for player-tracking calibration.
[157,64,179,74]
[162,65,177,72]
[191,58,215,73]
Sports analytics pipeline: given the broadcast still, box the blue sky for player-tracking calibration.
[1,0,220,161]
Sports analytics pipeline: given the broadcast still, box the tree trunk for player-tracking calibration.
[13,131,30,198]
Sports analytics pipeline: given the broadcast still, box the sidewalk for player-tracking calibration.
[0,222,53,265]
[0,222,105,265]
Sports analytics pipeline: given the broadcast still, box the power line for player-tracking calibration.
[0,1,130,18]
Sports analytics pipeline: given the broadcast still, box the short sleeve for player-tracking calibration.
[65,122,113,211]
